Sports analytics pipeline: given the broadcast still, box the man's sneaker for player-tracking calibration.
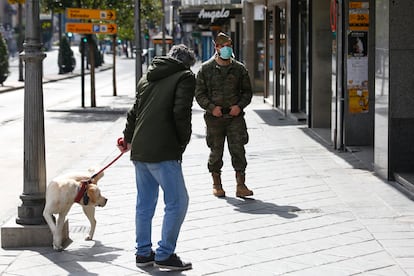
[136,251,155,267]
[154,253,192,271]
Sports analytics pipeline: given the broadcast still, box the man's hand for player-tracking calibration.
[229,105,241,117]
[117,137,131,153]
[212,106,223,117]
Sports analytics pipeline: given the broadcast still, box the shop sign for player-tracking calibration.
[198,8,230,23]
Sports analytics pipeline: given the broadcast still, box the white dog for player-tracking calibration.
[43,169,108,251]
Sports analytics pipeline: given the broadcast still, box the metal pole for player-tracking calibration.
[135,0,143,87]
[112,35,117,96]
[16,0,47,225]
[81,38,85,108]
[161,0,166,55]
[18,3,23,81]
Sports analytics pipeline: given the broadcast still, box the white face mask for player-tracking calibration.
[219,46,233,60]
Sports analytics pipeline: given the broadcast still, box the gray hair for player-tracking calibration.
[167,44,196,68]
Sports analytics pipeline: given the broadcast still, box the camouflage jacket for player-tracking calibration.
[195,57,252,114]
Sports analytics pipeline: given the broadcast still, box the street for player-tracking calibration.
[0,51,136,225]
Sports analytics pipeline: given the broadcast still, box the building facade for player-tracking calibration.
[179,0,414,198]
[178,0,243,62]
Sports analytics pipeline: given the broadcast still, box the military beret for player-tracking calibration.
[214,32,232,45]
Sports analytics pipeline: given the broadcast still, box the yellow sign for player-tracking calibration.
[8,0,25,4]
[349,2,369,9]
[65,23,117,34]
[349,1,369,31]
[348,88,369,113]
[349,13,369,26]
[67,8,116,20]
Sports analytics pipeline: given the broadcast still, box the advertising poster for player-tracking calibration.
[348,31,367,57]
[347,31,368,113]
[347,1,369,113]
[348,87,369,113]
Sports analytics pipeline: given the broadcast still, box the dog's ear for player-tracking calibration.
[86,185,98,204]
[91,171,104,184]
[87,167,104,184]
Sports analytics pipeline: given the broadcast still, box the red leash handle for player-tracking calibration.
[117,137,128,151]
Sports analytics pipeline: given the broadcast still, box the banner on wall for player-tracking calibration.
[347,1,369,114]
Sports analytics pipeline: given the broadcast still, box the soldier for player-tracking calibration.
[195,32,253,198]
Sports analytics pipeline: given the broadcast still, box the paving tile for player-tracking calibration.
[396,257,414,268]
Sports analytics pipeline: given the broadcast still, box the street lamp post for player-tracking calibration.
[17,3,24,82]
[135,0,142,86]
[161,0,166,56]
[16,0,47,225]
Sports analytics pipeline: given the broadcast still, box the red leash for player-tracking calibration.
[74,137,127,203]
[90,151,125,179]
[91,137,127,179]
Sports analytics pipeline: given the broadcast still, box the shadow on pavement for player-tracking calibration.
[46,107,129,123]
[254,108,374,172]
[28,241,122,275]
[253,109,306,126]
[224,197,300,219]
[300,127,374,172]
[137,266,191,275]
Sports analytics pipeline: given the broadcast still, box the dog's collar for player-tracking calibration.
[74,180,90,204]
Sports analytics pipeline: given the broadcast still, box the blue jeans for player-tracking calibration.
[133,160,189,261]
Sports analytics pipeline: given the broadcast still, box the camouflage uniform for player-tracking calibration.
[195,57,253,173]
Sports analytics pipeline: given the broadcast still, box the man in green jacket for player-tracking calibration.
[119,44,195,271]
[195,32,253,198]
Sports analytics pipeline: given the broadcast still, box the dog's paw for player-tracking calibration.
[85,235,93,241]
[53,244,63,251]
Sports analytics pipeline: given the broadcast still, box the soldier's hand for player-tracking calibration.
[229,105,241,117]
[212,106,223,117]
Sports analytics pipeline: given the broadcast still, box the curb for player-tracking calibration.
[0,64,113,94]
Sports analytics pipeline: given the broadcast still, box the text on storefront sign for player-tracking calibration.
[198,8,230,23]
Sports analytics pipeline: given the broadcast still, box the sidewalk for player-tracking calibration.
[1,60,414,275]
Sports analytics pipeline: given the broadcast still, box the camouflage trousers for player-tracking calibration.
[204,113,249,173]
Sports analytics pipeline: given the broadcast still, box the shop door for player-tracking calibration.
[273,5,287,114]
[201,33,214,62]
[290,0,309,116]
[298,0,308,114]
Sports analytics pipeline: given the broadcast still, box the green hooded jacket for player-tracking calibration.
[123,56,196,162]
